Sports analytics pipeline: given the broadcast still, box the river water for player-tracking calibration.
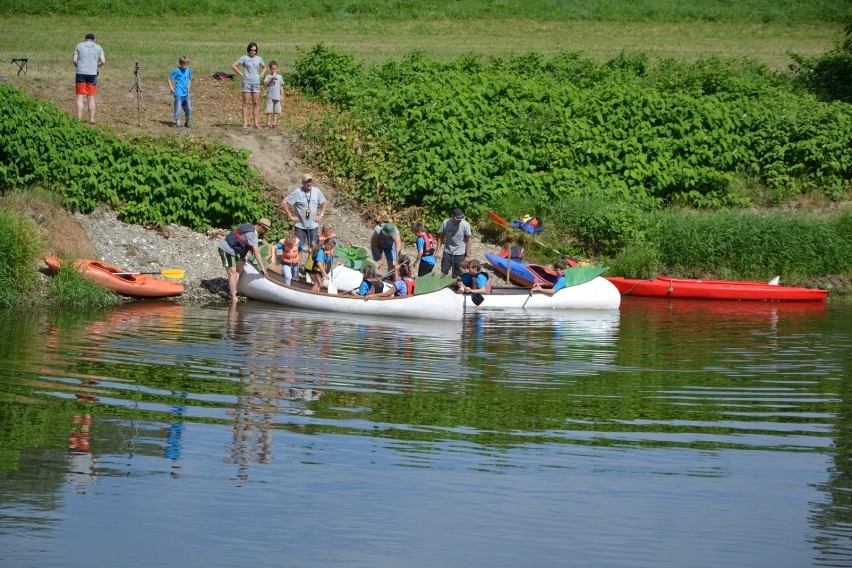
[1,298,850,567]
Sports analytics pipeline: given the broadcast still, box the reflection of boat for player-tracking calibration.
[45,256,184,298]
[238,264,464,321]
[606,276,828,302]
[87,301,185,336]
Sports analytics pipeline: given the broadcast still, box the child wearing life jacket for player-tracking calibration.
[375,263,416,298]
[411,222,437,277]
[318,224,338,247]
[351,265,385,297]
[306,238,335,292]
[276,235,301,285]
[459,259,492,294]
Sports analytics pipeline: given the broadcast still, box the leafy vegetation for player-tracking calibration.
[45,264,122,309]
[791,22,852,103]
[0,85,271,232]
[292,46,851,219]
[0,209,41,308]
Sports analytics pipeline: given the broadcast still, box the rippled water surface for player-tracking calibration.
[1,298,851,567]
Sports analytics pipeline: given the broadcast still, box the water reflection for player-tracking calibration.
[1,299,851,566]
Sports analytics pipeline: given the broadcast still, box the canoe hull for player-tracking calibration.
[461,277,621,310]
[238,264,465,321]
[45,256,184,298]
[607,276,827,302]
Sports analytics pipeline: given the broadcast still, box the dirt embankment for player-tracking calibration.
[27,77,493,302]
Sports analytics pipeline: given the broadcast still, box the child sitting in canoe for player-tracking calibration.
[350,265,385,297]
[458,259,492,294]
[373,263,416,298]
[531,261,567,295]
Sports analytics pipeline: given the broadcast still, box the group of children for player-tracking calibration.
[167,54,285,129]
[265,222,433,299]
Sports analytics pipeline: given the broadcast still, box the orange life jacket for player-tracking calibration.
[403,277,415,296]
[280,242,300,265]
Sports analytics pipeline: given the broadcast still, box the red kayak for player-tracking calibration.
[45,256,184,299]
[606,276,827,302]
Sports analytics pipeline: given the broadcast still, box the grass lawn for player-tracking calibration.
[0,15,843,86]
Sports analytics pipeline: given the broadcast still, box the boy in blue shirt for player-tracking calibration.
[168,56,192,128]
[531,261,568,295]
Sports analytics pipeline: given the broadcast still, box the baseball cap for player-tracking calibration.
[452,208,465,220]
[302,173,313,182]
[85,33,95,40]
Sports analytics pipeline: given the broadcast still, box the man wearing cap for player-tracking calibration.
[436,208,472,278]
[218,218,271,303]
[283,174,328,248]
[72,33,106,124]
[370,222,404,280]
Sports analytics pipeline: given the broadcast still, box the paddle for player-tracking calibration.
[521,290,533,309]
[487,211,580,264]
[114,268,185,279]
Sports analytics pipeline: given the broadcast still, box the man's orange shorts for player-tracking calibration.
[75,74,98,96]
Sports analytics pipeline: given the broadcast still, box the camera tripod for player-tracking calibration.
[128,62,148,126]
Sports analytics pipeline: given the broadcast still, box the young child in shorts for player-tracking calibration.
[263,60,284,128]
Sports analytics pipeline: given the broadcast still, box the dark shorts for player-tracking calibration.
[441,253,466,277]
[295,227,318,247]
[417,261,435,277]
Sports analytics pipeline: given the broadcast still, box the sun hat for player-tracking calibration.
[85,33,95,40]
[302,173,313,182]
[381,223,397,237]
[257,218,271,230]
[452,208,465,220]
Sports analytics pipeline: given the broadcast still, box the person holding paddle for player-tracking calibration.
[218,218,271,303]
[531,261,567,295]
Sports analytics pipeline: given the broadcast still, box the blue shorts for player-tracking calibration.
[241,80,260,93]
[372,244,397,266]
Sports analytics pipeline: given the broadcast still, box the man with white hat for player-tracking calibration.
[72,32,106,124]
[283,173,329,247]
[436,208,472,277]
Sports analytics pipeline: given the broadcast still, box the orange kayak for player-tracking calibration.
[44,257,184,298]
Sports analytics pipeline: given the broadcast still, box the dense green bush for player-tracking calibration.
[0,85,271,231]
[645,209,852,279]
[790,22,852,103]
[291,47,851,219]
[0,209,41,308]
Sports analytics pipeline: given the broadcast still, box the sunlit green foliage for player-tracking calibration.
[0,85,271,231]
[0,209,41,309]
[45,264,122,309]
[291,47,851,218]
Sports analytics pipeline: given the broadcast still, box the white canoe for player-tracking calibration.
[238,264,465,321]
[457,276,621,311]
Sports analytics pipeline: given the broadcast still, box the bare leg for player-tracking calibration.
[226,266,240,302]
[241,92,250,127]
[87,95,96,123]
[76,94,85,120]
[252,92,261,127]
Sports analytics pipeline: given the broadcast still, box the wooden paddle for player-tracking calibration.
[114,268,185,279]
